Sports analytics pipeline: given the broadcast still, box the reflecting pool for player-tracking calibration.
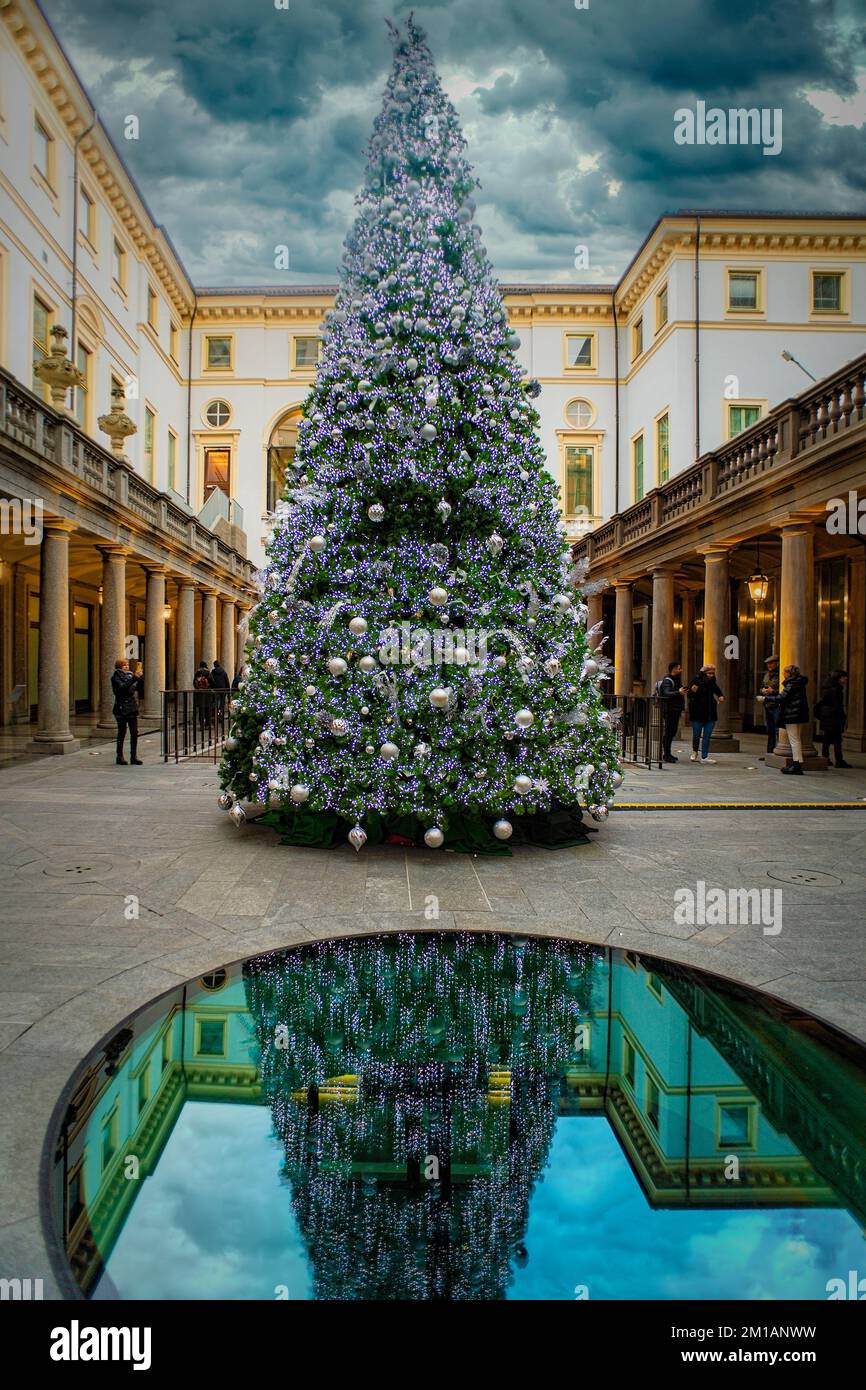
[47,933,866,1300]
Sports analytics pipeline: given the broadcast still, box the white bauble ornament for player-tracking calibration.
[331,718,348,736]
[348,825,367,852]
[365,744,375,755]
[424,827,445,849]
[428,587,448,606]
[358,655,377,673]
[553,593,573,611]
[520,469,530,481]
[513,775,533,795]
[360,706,370,716]
[429,687,451,710]
[493,819,513,841]
[583,658,600,678]
[304,686,316,698]
[420,422,437,441]
[544,658,562,677]
[380,741,399,760]
[414,742,431,758]
[348,616,368,635]
[259,729,275,747]
[225,736,238,751]
[452,646,470,665]
[611,770,624,789]
[515,708,535,729]
[229,804,246,827]
[290,784,310,804]
[407,357,419,373]
[367,503,385,523]
[327,657,348,677]
[486,532,504,555]
[308,535,327,553]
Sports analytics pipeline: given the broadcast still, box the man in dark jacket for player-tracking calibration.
[658,661,686,763]
[687,664,725,764]
[193,661,212,743]
[210,660,231,729]
[817,669,850,768]
[111,658,143,765]
[759,654,780,758]
[778,665,810,775]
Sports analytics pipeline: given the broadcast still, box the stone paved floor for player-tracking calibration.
[2,733,866,1291]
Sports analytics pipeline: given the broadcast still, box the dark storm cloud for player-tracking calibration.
[41,0,866,285]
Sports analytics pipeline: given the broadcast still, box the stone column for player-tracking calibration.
[31,520,80,753]
[586,591,604,652]
[613,581,634,697]
[220,599,236,681]
[650,567,676,691]
[680,590,696,681]
[167,584,178,690]
[11,562,28,723]
[176,583,196,691]
[767,521,825,768]
[142,567,167,719]
[700,545,739,751]
[98,546,128,729]
[201,590,218,670]
[845,551,865,753]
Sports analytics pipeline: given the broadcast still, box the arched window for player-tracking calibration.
[267,408,304,512]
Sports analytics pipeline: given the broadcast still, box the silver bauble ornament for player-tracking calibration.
[414,742,431,758]
[544,658,562,677]
[583,658,600,678]
[331,718,349,736]
[268,610,281,627]
[304,685,317,697]
[348,616,368,635]
[553,593,573,611]
[327,657,348,677]
[420,422,437,441]
[428,587,448,606]
[308,535,327,553]
[429,686,451,710]
[348,825,367,852]
[259,729,275,747]
[358,655,377,673]
[590,804,610,822]
[217,791,233,810]
[515,708,535,729]
[225,736,238,751]
[290,784,310,804]
[486,532,504,555]
[493,819,513,841]
[513,775,533,795]
[380,741,399,760]
[611,770,624,789]
[229,804,246,827]
[367,503,385,523]
[424,827,445,849]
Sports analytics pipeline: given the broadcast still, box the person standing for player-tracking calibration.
[759,654,780,759]
[210,659,231,733]
[658,661,686,763]
[817,669,851,768]
[687,664,725,764]
[193,661,212,744]
[111,658,143,765]
[777,664,810,775]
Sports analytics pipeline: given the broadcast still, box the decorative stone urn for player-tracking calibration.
[33,324,84,410]
[98,384,138,461]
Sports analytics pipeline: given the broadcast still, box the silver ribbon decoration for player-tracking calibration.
[374,670,399,708]
[319,600,347,630]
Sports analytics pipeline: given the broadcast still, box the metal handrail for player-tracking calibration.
[161,688,229,762]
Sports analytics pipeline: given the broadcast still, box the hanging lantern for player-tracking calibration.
[747,570,770,604]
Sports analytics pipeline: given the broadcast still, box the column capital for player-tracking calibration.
[613,578,635,591]
[696,542,733,560]
[141,562,170,576]
[774,516,816,538]
[41,517,77,536]
[97,543,131,558]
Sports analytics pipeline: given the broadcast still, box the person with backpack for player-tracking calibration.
[817,669,851,768]
[656,661,686,763]
[111,658,144,765]
[777,664,810,775]
[758,654,781,759]
[193,661,213,744]
[687,664,725,764]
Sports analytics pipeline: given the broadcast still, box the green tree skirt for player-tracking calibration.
[258,805,595,854]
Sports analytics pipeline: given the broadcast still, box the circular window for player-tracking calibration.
[198,969,228,992]
[205,400,231,428]
[565,398,595,429]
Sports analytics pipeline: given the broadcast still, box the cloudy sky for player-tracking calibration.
[42,0,866,287]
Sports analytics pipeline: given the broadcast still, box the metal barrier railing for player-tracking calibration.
[602,693,665,769]
[162,689,229,763]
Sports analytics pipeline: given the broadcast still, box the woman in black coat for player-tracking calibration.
[686,664,725,763]
[818,670,851,768]
[777,665,810,775]
[111,658,143,765]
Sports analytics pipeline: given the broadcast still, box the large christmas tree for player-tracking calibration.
[219,16,621,852]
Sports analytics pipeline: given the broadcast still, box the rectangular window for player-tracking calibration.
[293,335,322,369]
[101,1110,118,1171]
[812,271,843,313]
[565,333,595,370]
[167,429,177,491]
[147,285,158,330]
[655,284,668,332]
[647,972,663,1002]
[727,270,759,312]
[34,116,53,185]
[623,1038,635,1089]
[32,294,52,396]
[204,447,230,498]
[169,321,179,362]
[67,1165,85,1233]
[137,1067,151,1115]
[196,1017,226,1057]
[565,445,594,517]
[633,433,645,502]
[161,1027,172,1073]
[143,406,155,480]
[631,316,644,361]
[718,1102,753,1148]
[728,403,762,438]
[74,343,91,429]
[206,335,232,369]
[656,412,670,483]
[646,1077,660,1130]
[112,237,126,290]
[79,186,95,243]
